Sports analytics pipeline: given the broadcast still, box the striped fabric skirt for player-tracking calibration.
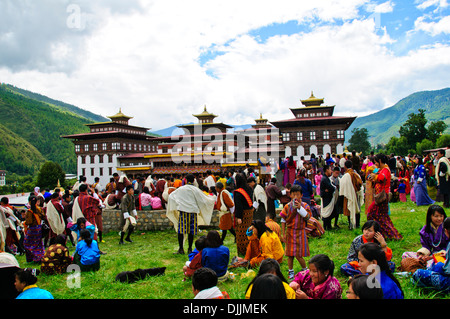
[24,225,44,263]
[235,209,254,256]
[177,211,198,236]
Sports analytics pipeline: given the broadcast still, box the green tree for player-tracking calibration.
[348,127,371,155]
[427,121,448,143]
[416,138,435,155]
[436,134,450,148]
[399,109,428,151]
[36,161,66,189]
[385,136,410,156]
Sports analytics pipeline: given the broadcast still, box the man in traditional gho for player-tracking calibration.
[436,149,450,208]
[119,185,138,245]
[72,184,100,236]
[320,165,338,231]
[167,174,216,255]
[214,182,235,243]
[0,197,23,254]
[45,192,66,243]
[113,173,132,202]
[339,160,363,230]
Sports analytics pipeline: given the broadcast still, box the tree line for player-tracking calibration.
[348,109,449,156]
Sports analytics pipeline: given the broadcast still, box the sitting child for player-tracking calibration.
[411,217,450,293]
[341,220,395,277]
[401,205,449,269]
[74,229,101,272]
[183,236,206,279]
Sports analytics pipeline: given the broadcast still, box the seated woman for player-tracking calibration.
[411,217,450,293]
[14,268,53,299]
[341,220,395,277]
[138,186,153,210]
[40,234,73,275]
[74,229,101,272]
[357,242,404,299]
[236,219,284,268]
[402,205,449,267]
[200,230,230,281]
[68,217,95,242]
[245,258,295,299]
[289,254,342,299]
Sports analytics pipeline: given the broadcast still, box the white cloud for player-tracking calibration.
[414,15,450,35]
[416,0,449,10]
[0,1,450,132]
[366,0,395,13]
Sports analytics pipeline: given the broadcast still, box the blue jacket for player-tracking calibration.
[17,286,54,299]
[76,240,100,265]
[201,245,230,277]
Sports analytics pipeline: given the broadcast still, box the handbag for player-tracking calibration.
[374,190,387,205]
[374,174,387,205]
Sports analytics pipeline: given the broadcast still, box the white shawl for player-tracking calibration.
[166,184,216,231]
[72,197,85,223]
[321,184,338,219]
[436,156,450,185]
[253,184,268,210]
[71,197,98,239]
[45,200,66,235]
[339,173,362,227]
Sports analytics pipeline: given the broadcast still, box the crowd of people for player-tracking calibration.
[0,148,449,300]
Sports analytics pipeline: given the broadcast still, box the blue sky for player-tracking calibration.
[1,0,450,130]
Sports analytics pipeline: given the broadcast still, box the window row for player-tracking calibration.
[76,143,157,153]
[81,167,113,178]
[80,154,114,164]
[90,126,146,135]
[295,112,330,118]
[282,130,344,142]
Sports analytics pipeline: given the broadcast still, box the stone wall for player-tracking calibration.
[100,209,221,233]
[100,209,282,233]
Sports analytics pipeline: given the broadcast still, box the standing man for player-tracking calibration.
[214,182,236,242]
[320,165,338,231]
[339,160,363,230]
[113,173,132,202]
[247,176,268,222]
[119,185,138,244]
[166,174,216,255]
[436,149,450,208]
[203,170,216,191]
[155,175,167,208]
[331,167,343,228]
[74,184,100,232]
[265,178,286,220]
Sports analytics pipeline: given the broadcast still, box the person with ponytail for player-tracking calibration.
[23,195,45,263]
[289,254,342,299]
[74,229,100,272]
[357,242,404,299]
[15,268,53,299]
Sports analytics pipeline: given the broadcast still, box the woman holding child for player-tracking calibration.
[366,154,402,241]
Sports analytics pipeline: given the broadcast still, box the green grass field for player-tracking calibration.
[14,197,450,299]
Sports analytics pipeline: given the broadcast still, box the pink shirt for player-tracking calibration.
[139,193,152,207]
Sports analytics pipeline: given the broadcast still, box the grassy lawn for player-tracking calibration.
[14,196,450,299]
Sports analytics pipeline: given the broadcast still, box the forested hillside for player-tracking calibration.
[0,84,91,175]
